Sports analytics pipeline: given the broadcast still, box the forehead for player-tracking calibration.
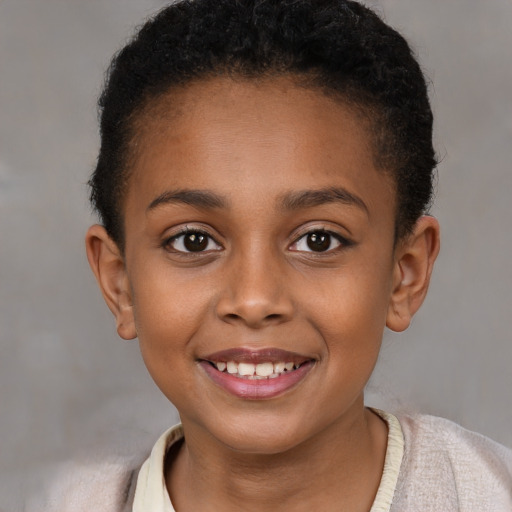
[126,76,395,223]
[132,76,375,163]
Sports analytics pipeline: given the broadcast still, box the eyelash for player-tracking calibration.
[162,227,352,255]
[163,228,222,254]
[289,229,352,254]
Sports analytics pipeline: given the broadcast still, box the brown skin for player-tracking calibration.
[86,77,440,511]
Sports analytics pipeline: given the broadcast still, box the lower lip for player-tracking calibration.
[200,361,314,400]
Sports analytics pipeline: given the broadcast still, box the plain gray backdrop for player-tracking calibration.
[1,0,511,508]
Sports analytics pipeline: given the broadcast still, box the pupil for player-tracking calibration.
[184,233,208,252]
[307,232,330,252]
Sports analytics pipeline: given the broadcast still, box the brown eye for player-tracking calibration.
[166,230,222,253]
[290,230,346,253]
[184,232,208,252]
[306,232,332,252]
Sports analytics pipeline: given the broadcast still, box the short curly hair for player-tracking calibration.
[89,0,436,249]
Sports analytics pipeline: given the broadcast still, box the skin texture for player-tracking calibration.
[86,76,440,511]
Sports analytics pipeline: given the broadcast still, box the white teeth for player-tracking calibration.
[274,362,285,373]
[255,362,274,377]
[214,360,302,378]
[226,361,238,374]
[238,362,256,376]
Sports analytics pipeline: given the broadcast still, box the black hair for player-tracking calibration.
[89,0,436,249]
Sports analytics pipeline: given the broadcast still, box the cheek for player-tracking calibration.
[307,266,392,334]
[299,254,393,369]
[133,260,214,325]
[130,267,215,375]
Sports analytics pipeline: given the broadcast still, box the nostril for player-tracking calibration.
[219,310,290,328]
[223,312,282,321]
[215,287,294,327]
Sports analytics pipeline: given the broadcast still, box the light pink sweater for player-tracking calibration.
[28,413,512,512]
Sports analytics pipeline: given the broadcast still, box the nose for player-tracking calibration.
[215,247,294,329]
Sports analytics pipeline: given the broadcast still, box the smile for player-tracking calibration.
[213,360,298,379]
[199,348,315,399]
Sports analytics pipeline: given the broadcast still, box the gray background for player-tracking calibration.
[1,0,511,508]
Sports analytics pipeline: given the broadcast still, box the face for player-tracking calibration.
[119,77,400,453]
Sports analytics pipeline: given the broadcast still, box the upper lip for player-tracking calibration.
[201,348,313,365]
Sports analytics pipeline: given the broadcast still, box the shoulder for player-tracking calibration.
[392,413,512,511]
[25,454,145,512]
[398,413,512,477]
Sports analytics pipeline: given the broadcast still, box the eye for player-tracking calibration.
[165,230,222,253]
[290,230,347,253]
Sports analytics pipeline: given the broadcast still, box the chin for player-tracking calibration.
[207,414,317,456]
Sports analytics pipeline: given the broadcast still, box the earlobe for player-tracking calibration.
[386,216,440,332]
[85,225,137,340]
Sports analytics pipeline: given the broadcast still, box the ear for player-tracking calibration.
[386,216,440,332]
[85,225,137,340]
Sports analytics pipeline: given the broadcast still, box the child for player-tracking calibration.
[44,0,512,510]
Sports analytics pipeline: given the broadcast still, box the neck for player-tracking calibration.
[166,405,388,512]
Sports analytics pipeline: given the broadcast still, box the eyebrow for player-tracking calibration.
[147,189,228,212]
[146,186,368,216]
[279,187,369,216]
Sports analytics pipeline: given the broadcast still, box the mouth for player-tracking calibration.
[198,348,315,399]
[207,360,303,379]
